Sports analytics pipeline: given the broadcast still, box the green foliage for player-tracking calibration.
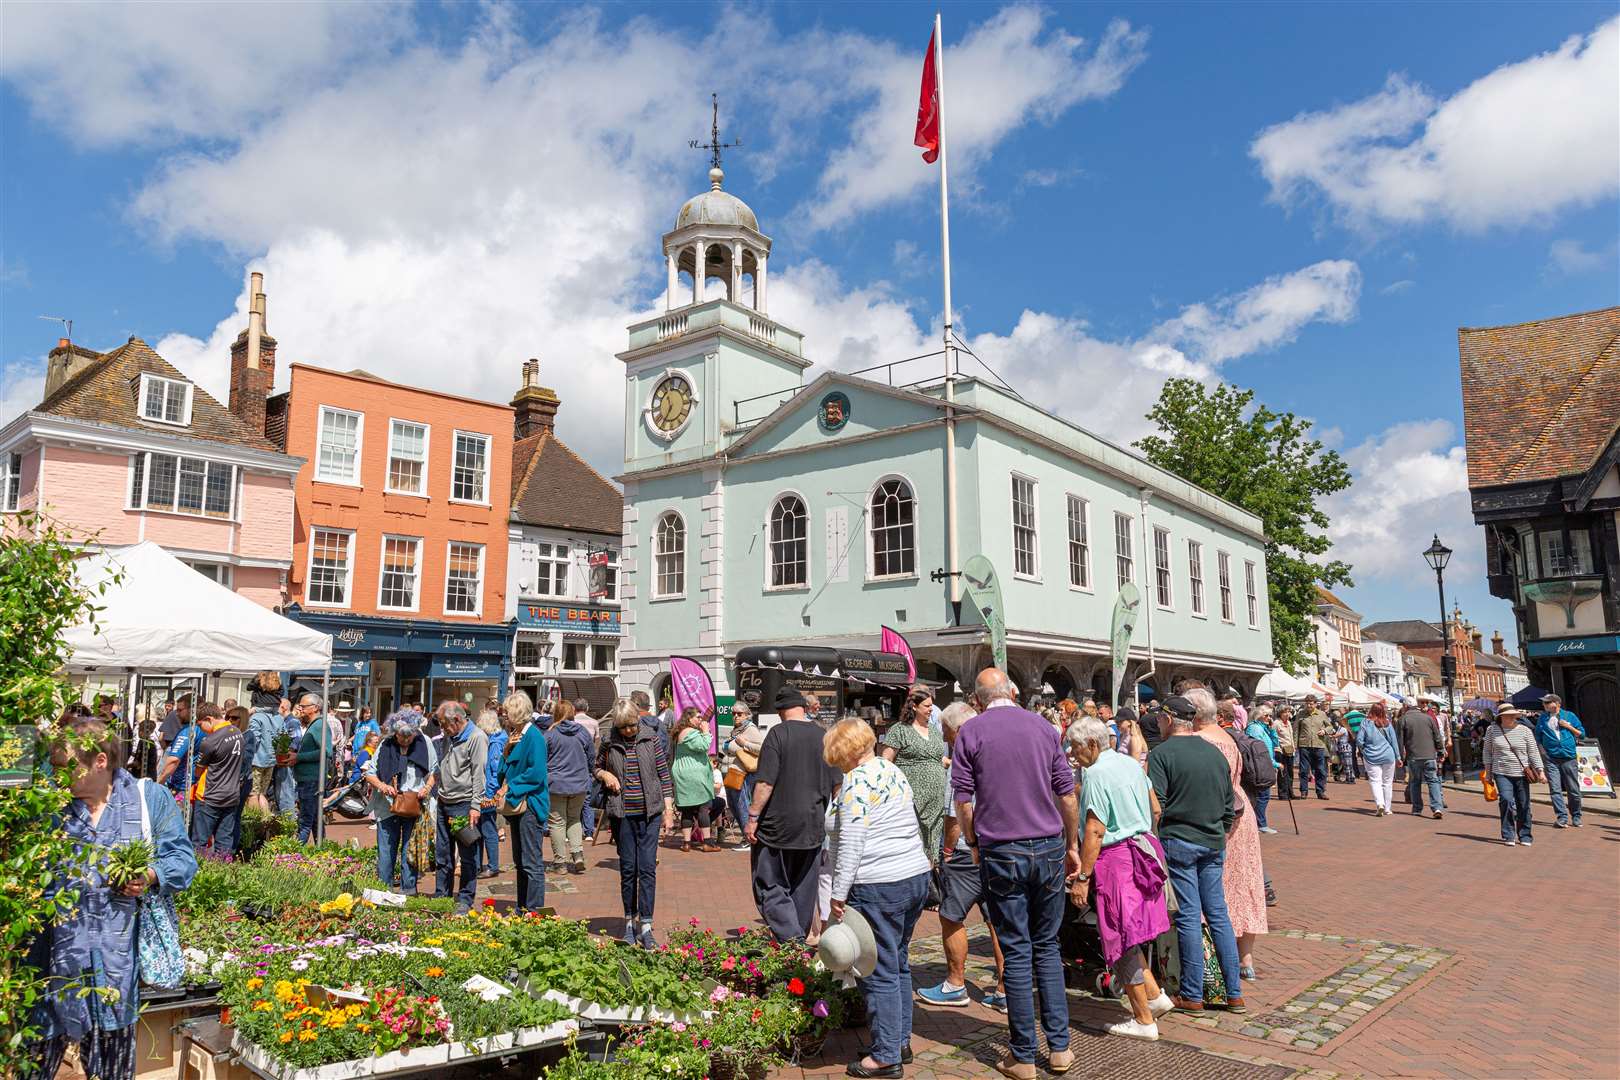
[102,838,152,889]
[0,511,122,1069]
[1136,379,1353,671]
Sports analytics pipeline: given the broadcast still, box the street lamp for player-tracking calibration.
[1423,535,1457,769]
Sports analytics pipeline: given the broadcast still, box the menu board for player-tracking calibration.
[1575,745,1613,796]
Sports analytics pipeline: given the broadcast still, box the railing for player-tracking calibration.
[748,315,774,344]
[657,313,688,340]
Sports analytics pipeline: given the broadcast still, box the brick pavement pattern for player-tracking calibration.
[325,782,1620,1079]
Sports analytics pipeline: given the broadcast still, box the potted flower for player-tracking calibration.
[272,731,295,768]
[448,814,480,851]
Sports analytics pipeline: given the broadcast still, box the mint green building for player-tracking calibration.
[620,168,1273,708]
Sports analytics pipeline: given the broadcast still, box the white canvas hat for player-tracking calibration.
[817,905,878,980]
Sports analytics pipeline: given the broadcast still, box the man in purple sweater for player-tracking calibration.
[952,668,1080,1080]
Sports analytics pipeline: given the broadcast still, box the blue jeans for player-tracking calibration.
[1545,757,1582,825]
[725,778,751,837]
[379,814,418,892]
[1406,758,1445,813]
[511,804,547,911]
[582,778,599,839]
[435,801,480,907]
[190,801,237,857]
[478,808,501,873]
[1162,836,1243,1002]
[275,766,297,813]
[1251,786,1270,830]
[295,779,320,843]
[1494,772,1533,842]
[978,835,1070,1063]
[849,871,930,1066]
[1297,748,1327,795]
[615,813,660,920]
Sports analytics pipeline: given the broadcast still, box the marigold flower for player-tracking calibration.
[246,977,264,990]
[279,1032,294,1044]
[424,967,445,977]
[298,1029,319,1042]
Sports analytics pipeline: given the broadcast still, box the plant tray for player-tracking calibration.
[538,988,707,1025]
[231,1020,577,1078]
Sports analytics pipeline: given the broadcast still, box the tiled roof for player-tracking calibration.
[1315,585,1356,612]
[33,337,279,452]
[1458,307,1620,489]
[510,430,622,536]
[1363,619,1443,644]
[1474,650,1507,671]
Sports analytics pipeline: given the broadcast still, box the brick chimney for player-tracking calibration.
[511,358,560,439]
[1491,630,1507,657]
[43,338,104,400]
[228,272,277,435]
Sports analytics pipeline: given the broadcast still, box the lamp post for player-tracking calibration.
[1422,536,1457,763]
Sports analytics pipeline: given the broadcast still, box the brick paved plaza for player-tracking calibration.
[327,784,1620,1079]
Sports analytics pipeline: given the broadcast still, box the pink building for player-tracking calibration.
[1,280,303,613]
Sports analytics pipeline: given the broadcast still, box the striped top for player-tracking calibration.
[1483,723,1545,779]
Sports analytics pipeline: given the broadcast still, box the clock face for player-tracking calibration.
[649,375,694,434]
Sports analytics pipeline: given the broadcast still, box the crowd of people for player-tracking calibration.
[42,665,1595,1080]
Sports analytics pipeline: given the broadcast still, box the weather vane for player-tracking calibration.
[689,92,741,171]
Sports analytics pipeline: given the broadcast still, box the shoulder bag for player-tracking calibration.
[135,780,185,989]
[1504,732,1543,784]
[389,789,423,819]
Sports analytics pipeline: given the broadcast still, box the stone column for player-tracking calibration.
[691,241,705,305]
[730,240,742,303]
[666,251,678,310]
[756,252,768,312]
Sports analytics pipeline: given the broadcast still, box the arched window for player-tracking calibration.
[869,478,916,578]
[654,511,685,598]
[769,494,808,588]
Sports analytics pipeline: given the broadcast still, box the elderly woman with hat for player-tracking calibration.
[1064,713,1174,1040]
[823,716,932,1079]
[362,710,436,894]
[1483,703,1545,846]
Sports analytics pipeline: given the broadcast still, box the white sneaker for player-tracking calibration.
[1108,1018,1159,1040]
[1503,839,1517,846]
[1147,992,1175,1018]
[1259,826,1278,834]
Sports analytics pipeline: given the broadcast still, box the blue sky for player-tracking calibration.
[3,1,1616,650]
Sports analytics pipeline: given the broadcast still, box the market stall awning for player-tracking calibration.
[64,542,332,673]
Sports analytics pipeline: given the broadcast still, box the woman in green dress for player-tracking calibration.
[670,707,719,852]
[880,684,949,865]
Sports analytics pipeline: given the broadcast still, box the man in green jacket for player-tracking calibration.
[292,693,334,843]
[1293,697,1332,799]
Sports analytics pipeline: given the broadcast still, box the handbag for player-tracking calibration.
[135,780,185,989]
[1504,733,1543,784]
[734,745,760,774]
[499,795,528,818]
[723,765,747,791]
[1480,771,1498,802]
[389,789,423,819]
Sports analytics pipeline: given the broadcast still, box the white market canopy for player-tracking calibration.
[64,541,332,673]
[1336,681,1381,707]
[1255,668,1315,699]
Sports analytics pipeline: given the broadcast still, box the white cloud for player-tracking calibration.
[1146,260,1360,366]
[0,2,408,146]
[1545,238,1615,276]
[1380,279,1416,295]
[1324,419,1472,582]
[805,10,1147,229]
[1252,17,1619,231]
[0,360,45,431]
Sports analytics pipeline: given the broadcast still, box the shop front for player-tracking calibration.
[284,606,515,716]
[513,600,622,715]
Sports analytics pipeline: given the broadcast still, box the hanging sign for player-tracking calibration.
[669,656,719,754]
[961,555,1007,672]
[588,551,612,600]
[1110,582,1142,711]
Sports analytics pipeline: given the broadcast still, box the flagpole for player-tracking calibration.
[935,11,961,623]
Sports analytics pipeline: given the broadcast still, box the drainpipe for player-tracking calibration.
[1137,488,1156,709]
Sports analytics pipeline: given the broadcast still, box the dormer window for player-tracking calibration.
[139,374,192,426]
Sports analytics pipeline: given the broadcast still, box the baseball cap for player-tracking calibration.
[1163,695,1197,720]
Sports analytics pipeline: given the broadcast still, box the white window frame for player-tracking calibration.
[766,491,811,592]
[529,541,574,599]
[1217,550,1234,623]
[1153,525,1174,610]
[589,641,618,673]
[1,451,22,512]
[1245,559,1260,629]
[1114,512,1134,591]
[385,418,430,497]
[514,631,548,675]
[125,451,237,520]
[1188,539,1206,617]
[653,511,686,600]
[867,474,919,582]
[183,560,233,589]
[450,430,491,506]
[1011,473,1040,581]
[138,373,193,427]
[305,527,354,608]
[1065,494,1091,592]
[377,534,422,612]
[444,540,485,617]
[315,406,364,486]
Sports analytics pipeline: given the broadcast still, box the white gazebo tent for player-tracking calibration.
[1255,668,1315,700]
[65,542,333,828]
[1337,682,1381,707]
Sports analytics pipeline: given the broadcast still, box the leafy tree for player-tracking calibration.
[0,512,117,1069]
[1136,379,1352,672]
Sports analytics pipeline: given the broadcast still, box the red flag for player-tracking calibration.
[914,29,940,164]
